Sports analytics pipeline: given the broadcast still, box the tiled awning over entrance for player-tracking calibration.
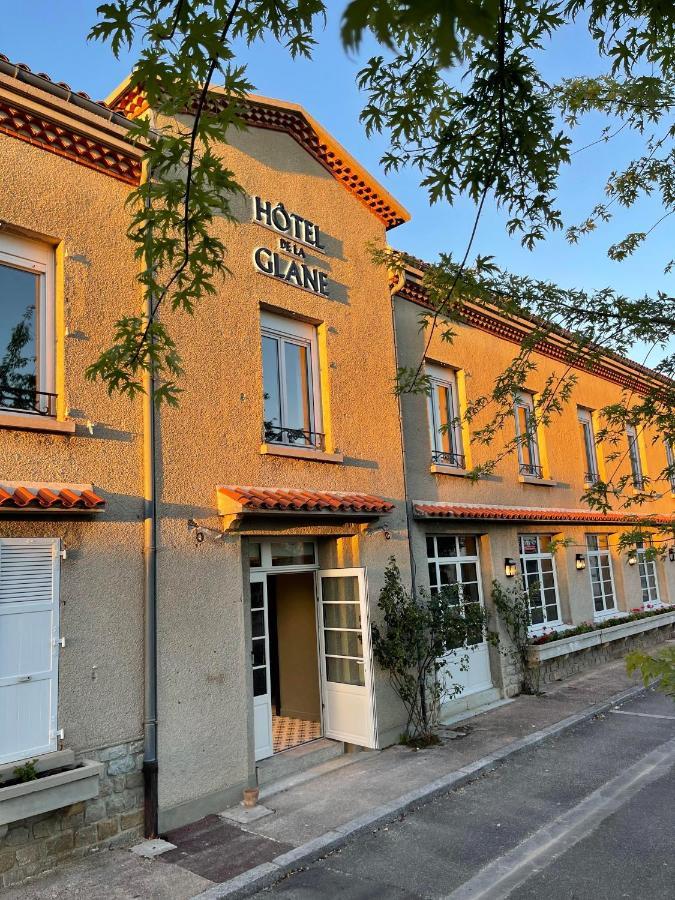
[218,486,394,517]
[413,501,673,527]
[0,482,105,513]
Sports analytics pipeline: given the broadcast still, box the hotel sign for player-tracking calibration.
[252,196,330,297]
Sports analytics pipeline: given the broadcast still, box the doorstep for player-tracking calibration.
[256,738,345,788]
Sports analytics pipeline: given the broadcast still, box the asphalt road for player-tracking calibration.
[254,689,675,899]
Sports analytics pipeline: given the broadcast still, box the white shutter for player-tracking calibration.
[0,538,60,764]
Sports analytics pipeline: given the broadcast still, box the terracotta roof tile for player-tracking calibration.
[218,486,394,515]
[0,483,105,511]
[413,502,673,527]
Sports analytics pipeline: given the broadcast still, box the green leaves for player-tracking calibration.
[87,1,326,402]
[626,647,675,698]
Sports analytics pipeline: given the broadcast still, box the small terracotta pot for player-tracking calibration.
[242,787,259,809]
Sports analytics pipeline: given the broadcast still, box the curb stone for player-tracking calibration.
[190,682,648,900]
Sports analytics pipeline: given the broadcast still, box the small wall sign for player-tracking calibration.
[252,196,331,297]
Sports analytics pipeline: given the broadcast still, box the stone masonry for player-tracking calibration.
[0,739,144,888]
[533,622,675,688]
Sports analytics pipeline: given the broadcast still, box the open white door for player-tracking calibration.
[250,574,273,761]
[317,568,377,748]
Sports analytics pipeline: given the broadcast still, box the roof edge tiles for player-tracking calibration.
[394,268,674,399]
[413,502,673,527]
[0,482,105,512]
[107,79,409,230]
[218,486,394,516]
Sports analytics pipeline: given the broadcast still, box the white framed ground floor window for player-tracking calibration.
[518,534,562,630]
[636,541,661,608]
[0,537,61,765]
[426,534,493,698]
[586,534,617,620]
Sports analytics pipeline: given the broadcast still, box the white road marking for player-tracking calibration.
[610,709,675,720]
[442,736,675,900]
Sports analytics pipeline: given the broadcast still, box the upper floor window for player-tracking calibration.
[636,541,661,607]
[664,440,675,492]
[625,424,644,489]
[514,392,542,478]
[0,232,55,416]
[426,364,464,468]
[578,408,599,484]
[261,311,323,450]
[518,534,562,629]
[586,535,616,619]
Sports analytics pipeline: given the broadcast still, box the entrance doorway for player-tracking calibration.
[248,540,377,761]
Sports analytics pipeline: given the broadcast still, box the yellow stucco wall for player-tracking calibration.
[0,130,145,753]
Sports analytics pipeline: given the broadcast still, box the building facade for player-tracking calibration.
[0,58,673,885]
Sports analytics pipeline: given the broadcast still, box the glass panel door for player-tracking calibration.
[250,573,273,760]
[317,568,376,747]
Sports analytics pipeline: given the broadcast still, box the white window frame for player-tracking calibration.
[626,424,644,489]
[260,310,322,447]
[636,541,661,608]
[518,534,562,632]
[514,391,541,477]
[664,440,675,492]
[426,363,464,468]
[586,534,617,620]
[0,232,55,416]
[578,408,599,484]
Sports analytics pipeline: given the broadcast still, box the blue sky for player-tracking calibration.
[2,2,671,365]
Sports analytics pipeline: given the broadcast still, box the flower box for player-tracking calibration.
[527,609,675,665]
[0,759,103,827]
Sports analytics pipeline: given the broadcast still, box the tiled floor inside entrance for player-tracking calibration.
[272,715,321,753]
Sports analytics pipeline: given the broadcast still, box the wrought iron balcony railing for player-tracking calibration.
[432,450,466,469]
[0,386,57,417]
[519,462,543,478]
[263,425,325,451]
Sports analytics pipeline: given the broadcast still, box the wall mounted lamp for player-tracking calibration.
[627,550,637,566]
[505,558,517,578]
[669,547,675,563]
[575,554,586,570]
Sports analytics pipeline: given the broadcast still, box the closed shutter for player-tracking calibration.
[0,538,60,765]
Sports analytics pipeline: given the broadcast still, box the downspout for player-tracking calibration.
[389,271,418,597]
[141,156,159,838]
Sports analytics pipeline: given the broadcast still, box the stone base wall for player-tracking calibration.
[534,622,675,688]
[0,739,144,888]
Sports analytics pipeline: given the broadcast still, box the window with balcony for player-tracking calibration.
[426,364,464,469]
[578,408,599,484]
[518,534,562,629]
[586,535,617,619]
[0,232,55,417]
[626,424,644,489]
[514,392,542,478]
[636,541,661,607]
[261,311,323,450]
[664,440,675,492]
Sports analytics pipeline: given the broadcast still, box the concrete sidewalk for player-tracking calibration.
[5,659,649,899]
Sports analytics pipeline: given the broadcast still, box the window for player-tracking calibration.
[261,311,322,449]
[626,424,644,489]
[664,440,675,492]
[518,535,562,629]
[636,541,661,607]
[0,232,55,416]
[426,535,483,645]
[586,535,616,619]
[514,392,542,477]
[578,408,599,483]
[426,364,464,468]
[0,538,60,764]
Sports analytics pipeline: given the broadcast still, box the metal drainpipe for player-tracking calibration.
[389,275,418,597]
[141,157,159,838]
